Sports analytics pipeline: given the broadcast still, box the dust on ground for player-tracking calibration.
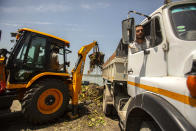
[0,84,120,131]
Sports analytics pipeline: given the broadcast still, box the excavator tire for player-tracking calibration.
[21,78,70,124]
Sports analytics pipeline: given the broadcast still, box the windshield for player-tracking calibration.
[170,4,196,41]
[10,32,25,56]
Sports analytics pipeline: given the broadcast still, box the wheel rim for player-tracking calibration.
[37,88,63,114]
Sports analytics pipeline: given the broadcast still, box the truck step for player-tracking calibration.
[119,98,129,110]
[114,95,129,110]
[117,97,133,123]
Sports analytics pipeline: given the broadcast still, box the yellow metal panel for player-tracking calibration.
[0,57,5,62]
[7,82,27,89]
[6,72,70,89]
[18,28,70,46]
[26,72,70,88]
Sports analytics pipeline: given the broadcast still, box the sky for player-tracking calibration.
[0,0,180,74]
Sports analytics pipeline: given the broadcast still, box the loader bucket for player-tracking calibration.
[88,45,104,73]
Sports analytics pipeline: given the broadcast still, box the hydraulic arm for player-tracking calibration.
[71,41,98,115]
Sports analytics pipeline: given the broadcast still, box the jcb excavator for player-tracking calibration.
[0,28,99,124]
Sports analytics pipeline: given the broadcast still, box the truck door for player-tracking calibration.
[144,15,167,76]
[128,14,167,96]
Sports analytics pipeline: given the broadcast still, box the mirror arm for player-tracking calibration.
[128,10,151,20]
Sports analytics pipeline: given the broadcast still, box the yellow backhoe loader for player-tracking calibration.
[0,28,99,124]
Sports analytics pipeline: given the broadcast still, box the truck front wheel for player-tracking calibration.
[22,79,70,124]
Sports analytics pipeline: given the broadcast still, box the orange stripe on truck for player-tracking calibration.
[127,81,196,107]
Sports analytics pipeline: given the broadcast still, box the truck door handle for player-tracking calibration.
[144,50,150,55]
[128,68,133,74]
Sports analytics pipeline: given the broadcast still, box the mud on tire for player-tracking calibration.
[21,79,70,124]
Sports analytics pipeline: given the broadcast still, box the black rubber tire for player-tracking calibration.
[21,79,70,124]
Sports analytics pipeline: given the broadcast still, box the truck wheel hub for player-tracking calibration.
[45,95,55,105]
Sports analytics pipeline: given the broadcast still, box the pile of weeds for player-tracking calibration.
[79,84,106,128]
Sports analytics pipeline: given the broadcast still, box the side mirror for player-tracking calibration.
[122,18,135,44]
[10,32,17,37]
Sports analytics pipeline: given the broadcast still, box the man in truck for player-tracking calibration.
[129,25,150,53]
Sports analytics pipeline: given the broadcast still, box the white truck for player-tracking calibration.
[102,1,196,131]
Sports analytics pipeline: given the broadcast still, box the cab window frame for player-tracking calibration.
[47,38,67,72]
[143,16,163,49]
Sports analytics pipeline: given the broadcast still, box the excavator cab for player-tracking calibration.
[5,28,71,85]
[0,28,73,124]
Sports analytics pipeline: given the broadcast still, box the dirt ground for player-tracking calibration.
[0,84,121,131]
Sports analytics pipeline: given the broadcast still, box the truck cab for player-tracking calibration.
[102,1,196,131]
[127,1,196,130]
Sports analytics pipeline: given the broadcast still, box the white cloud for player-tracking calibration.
[67,28,83,32]
[0,22,19,27]
[80,2,110,10]
[81,4,92,9]
[87,34,104,38]
[0,21,53,28]
[97,2,110,8]
[64,24,79,27]
[63,23,83,32]
[0,4,72,13]
[33,4,72,12]
[0,2,110,13]
[25,21,53,25]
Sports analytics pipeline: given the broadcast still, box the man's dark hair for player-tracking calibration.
[135,25,143,28]
[52,47,59,53]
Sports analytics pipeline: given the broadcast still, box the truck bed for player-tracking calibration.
[102,55,127,82]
